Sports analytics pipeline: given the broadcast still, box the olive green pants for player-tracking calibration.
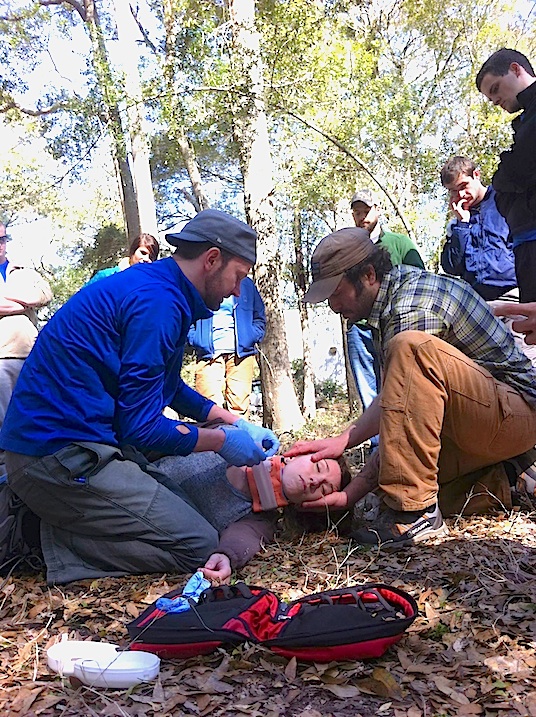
[6,442,218,585]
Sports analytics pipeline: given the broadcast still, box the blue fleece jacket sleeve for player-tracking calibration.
[441,222,470,276]
[251,284,266,344]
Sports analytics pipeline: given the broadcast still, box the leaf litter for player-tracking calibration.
[2,508,536,716]
[2,410,536,716]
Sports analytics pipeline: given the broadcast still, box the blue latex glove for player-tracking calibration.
[218,425,266,466]
[155,571,211,614]
[234,419,280,457]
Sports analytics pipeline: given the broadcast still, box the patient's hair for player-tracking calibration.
[281,455,354,536]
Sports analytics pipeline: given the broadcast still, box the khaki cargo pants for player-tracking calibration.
[378,332,536,515]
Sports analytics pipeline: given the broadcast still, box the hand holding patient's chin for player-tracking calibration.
[299,490,349,512]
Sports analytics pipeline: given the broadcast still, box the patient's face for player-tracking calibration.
[281,456,342,504]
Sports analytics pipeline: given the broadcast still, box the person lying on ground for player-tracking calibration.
[153,450,352,583]
[285,228,536,550]
[493,302,536,345]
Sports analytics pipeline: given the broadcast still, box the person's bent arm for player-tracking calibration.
[285,396,381,462]
[216,514,276,569]
[493,302,536,345]
[0,296,28,316]
[4,268,52,307]
[200,513,276,582]
[440,221,469,276]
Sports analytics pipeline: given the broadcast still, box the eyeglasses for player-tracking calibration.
[0,236,9,242]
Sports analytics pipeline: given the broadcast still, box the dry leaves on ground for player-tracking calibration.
[1,505,536,717]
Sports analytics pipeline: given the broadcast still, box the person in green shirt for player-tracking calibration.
[350,189,424,267]
[347,189,424,449]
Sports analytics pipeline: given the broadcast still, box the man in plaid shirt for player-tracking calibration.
[287,227,536,549]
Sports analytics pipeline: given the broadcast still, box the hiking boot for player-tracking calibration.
[0,481,43,578]
[505,452,536,507]
[351,502,449,549]
[517,471,536,497]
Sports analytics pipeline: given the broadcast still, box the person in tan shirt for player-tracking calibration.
[0,223,52,476]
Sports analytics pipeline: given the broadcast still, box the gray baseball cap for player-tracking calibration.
[165,209,257,264]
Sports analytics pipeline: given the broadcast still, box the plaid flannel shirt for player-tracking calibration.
[367,265,536,408]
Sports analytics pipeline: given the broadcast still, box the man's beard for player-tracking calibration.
[204,268,226,310]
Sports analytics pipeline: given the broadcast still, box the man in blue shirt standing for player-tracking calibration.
[188,277,265,419]
[0,209,279,584]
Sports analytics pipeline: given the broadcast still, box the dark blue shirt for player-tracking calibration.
[0,257,214,456]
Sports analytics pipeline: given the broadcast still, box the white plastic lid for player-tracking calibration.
[47,641,119,677]
[46,640,160,688]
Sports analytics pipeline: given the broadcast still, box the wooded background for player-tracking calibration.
[1,0,535,430]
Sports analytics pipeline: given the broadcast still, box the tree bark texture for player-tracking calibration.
[83,0,141,240]
[226,0,304,432]
[113,0,159,240]
[292,208,316,420]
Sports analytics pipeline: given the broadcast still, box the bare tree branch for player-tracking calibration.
[39,0,86,22]
[279,108,415,240]
[129,4,158,54]
[0,99,67,116]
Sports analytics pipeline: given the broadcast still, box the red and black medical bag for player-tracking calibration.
[127,582,418,662]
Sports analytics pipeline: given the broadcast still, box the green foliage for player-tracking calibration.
[2,0,536,285]
[315,377,346,403]
[44,264,91,317]
[78,223,128,274]
[424,622,451,641]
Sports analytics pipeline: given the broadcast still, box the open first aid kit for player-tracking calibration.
[127,581,418,663]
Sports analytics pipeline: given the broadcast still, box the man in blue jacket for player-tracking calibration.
[188,276,265,419]
[0,209,279,584]
[440,156,517,301]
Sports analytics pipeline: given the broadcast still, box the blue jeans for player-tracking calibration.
[347,324,380,447]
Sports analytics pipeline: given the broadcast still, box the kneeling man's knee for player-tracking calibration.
[385,330,433,361]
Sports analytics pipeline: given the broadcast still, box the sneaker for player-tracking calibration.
[0,482,43,578]
[517,470,536,499]
[351,503,449,549]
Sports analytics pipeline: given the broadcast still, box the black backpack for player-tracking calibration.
[127,582,418,663]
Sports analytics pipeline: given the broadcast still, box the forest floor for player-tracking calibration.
[1,404,536,717]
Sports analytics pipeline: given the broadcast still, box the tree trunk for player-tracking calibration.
[227,0,304,432]
[84,0,141,240]
[176,130,211,212]
[113,0,158,240]
[292,208,316,420]
[162,0,211,213]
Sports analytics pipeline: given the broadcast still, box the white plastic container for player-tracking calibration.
[73,650,160,688]
[47,641,119,677]
[47,640,160,688]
